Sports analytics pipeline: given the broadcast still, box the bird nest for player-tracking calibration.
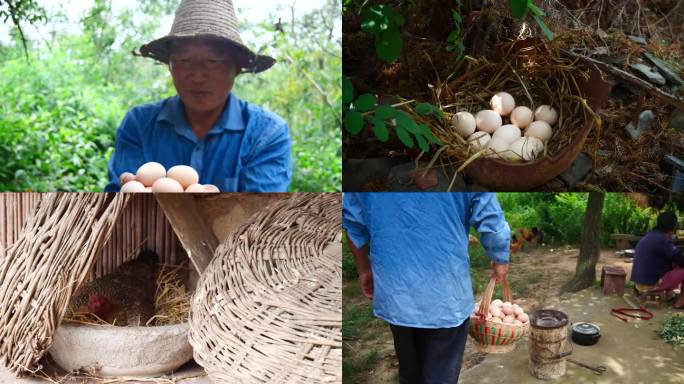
[404,38,609,190]
[188,193,342,384]
[63,263,191,327]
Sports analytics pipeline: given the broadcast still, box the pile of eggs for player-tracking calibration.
[451,92,558,162]
[119,162,220,193]
[474,299,530,326]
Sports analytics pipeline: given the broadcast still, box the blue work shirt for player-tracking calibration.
[631,230,678,285]
[342,192,510,329]
[105,93,292,192]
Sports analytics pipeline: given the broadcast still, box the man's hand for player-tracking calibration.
[491,261,509,283]
[359,270,374,299]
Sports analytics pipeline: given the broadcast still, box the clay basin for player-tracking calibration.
[49,322,192,377]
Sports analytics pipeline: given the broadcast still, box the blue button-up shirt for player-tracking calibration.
[105,93,291,192]
[342,192,510,329]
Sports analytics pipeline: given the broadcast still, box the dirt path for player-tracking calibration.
[343,246,638,383]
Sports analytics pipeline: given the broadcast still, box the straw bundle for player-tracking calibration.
[189,193,342,383]
[0,193,129,376]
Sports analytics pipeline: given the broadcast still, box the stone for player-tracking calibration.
[643,52,683,86]
[669,109,684,132]
[630,63,666,86]
[625,110,656,140]
[560,152,593,188]
[388,162,465,191]
[342,157,406,191]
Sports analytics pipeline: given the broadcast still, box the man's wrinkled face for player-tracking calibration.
[169,39,239,113]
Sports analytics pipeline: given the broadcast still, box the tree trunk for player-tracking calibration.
[562,192,605,292]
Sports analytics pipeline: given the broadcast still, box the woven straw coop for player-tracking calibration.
[0,192,341,383]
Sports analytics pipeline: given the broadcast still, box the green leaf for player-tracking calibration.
[342,77,354,104]
[372,118,389,142]
[528,3,546,16]
[415,102,444,119]
[509,0,530,18]
[360,5,388,33]
[426,132,443,146]
[354,93,376,112]
[452,10,462,24]
[395,111,420,134]
[344,110,364,134]
[533,15,554,41]
[447,30,459,43]
[375,105,396,120]
[375,28,402,62]
[415,133,429,153]
[395,125,414,148]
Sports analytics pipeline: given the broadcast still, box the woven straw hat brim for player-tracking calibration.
[139,34,275,73]
[137,0,275,73]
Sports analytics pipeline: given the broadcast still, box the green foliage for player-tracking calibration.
[661,315,684,348]
[497,193,656,247]
[360,4,404,62]
[508,0,554,41]
[0,0,340,191]
[343,78,442,152]
[446,5,465,61]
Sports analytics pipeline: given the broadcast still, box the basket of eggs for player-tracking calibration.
[469,277,530,353]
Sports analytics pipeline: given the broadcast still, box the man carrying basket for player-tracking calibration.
[343,193,510,384]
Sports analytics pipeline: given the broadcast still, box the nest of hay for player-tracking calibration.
[428,39,597,167]
[63,263,191,327]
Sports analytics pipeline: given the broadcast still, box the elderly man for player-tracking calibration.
[343,193,510,384]
[105,0,291,192]
[632,211,684,309]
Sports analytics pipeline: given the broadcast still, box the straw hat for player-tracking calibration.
[138,0,275,73]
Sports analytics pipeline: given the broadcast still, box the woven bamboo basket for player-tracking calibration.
[469,277,529,353]
[0,193,129,376]
[188,193,342,383]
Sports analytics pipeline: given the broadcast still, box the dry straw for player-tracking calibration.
[189,193,342,383]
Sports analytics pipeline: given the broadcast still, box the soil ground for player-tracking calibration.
[343,245,684,383]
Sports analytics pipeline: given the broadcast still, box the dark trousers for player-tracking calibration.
[389,319,470,384]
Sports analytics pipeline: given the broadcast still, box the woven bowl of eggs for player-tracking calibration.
[469,277,530,353]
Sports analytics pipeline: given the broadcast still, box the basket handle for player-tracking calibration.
[476,276,513,319]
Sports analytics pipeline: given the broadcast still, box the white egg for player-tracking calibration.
[510,137,545,161]
[490,92,516,116]
[451,111,476,138]
[120,180,146,192]
[136,162,166,186]
[518,313,530,323]
[534,105,558,125]
[525,121,553,141]
[468,131,491,152]
[485,137,509,159]
[475,110,502,133]
[514,307,524,316]
[203,184,221,193]
[151,177,184,193]
[491,299,503,306]
[492,124,522,144]
[502,306,514,316]
[510,106,534,128]
[119,172,136,185]
[185,183,208,193]
[489,307,502,318]
[503,315,516,324]
[167,165,199,188]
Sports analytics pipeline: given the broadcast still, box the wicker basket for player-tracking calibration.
[469,277,529,353]
[188,193,342,383]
